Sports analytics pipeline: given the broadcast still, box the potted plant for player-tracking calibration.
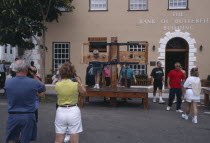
[45,74,53,84]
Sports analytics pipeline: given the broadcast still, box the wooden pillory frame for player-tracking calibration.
[79,37,149,109]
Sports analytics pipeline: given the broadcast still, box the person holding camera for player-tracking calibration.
[54,62,86,143]
[5,59,45,143]
[27,66,42,122]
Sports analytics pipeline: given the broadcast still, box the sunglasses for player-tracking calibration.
[176,65,181,67]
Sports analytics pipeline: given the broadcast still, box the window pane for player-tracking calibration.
[90,0,107,10]
[130,0,147,10]
[53,43,70,70]
[169,0,187,9]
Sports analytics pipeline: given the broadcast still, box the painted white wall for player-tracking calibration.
[0,45,18,62]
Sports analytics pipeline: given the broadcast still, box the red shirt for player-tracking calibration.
[167,69,185,88]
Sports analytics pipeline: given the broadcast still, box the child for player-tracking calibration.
[182,67,201,123]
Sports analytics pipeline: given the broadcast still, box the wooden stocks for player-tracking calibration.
[109,37,119,89]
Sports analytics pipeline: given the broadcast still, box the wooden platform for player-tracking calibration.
[202,87,210,106]
[79,87,148,110]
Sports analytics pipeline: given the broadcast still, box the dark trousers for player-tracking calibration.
[0,72,6,88]
[105,77,110,86]
[122,78,131,88]
[11,71,16,78]
[168,88,182,110]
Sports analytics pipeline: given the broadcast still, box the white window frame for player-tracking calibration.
[90,0,108,11]
[129,0,148,11]
[128,42,147,75]
[53,42,70,70]
[169,0,188,9]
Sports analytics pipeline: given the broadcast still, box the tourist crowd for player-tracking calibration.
[4,59,201,143]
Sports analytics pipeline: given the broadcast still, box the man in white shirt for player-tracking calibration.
[10,58,19,78]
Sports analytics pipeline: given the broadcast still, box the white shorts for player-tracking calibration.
[186,99,200,103]
[55,106,83,134]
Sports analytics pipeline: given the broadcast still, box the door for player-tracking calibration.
[165,38,189,86]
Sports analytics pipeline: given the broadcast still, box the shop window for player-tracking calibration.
[90,0,107,11]
[88,37,107,52]
[129,0,148,10]
[169,0,188,9]
[53,42,70,70]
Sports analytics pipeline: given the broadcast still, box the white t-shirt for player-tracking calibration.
[10,63,16,71]
[184,76,201,100]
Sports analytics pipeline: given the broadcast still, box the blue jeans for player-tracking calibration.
[168,88,182,110]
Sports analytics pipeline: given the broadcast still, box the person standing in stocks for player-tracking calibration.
[119,63,136,88]
[103,64,111,87]
[182,67,201,123]
[166,62,185,112]
[5,59,46,143]
[55,62,86,143]
[150,61,166,104]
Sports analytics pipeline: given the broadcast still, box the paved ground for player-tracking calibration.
[0,94,210,143]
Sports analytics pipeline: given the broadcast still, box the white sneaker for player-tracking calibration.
[166,106,171,111]
[192,117,198,124]
[96,84,100,89]
[182,114,189,120]
[64,135,70,143]
[159,99,166,104]
[153,98,156,103]
[93,84,97,88]
[173,100,177,104]
[182,100,185,103]
[176,109,183,113]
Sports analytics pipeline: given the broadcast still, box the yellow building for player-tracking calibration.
[43,0,210,82]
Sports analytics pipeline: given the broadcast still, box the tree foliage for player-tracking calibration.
[0,0,74,49]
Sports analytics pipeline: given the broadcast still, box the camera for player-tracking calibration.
[27,67,37,78]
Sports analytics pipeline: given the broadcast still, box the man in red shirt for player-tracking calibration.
[166,62,185,112]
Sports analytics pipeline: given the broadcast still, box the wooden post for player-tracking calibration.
[109,37,119,106]
[109,37,119,90]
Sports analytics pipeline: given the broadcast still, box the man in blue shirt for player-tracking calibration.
[119,63,136,88]
[5,60,45,143]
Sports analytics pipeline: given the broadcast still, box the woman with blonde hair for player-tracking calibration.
[182,67,201,123]
[54,62,86,143]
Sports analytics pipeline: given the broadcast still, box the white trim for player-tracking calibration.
[158,30,197,76]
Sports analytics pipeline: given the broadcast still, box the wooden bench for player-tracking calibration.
[202,87,210,106]
[79,87,148,110]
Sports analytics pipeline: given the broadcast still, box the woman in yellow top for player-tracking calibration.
[54,62,86,143]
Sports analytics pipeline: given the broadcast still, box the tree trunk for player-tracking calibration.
[42,28,46,84]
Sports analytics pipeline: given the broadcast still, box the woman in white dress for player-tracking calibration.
[182,67,201,123]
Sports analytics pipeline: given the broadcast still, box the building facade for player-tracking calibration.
[0,45,18,63]
[43,0,210,82]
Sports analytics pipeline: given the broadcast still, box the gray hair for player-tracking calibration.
[174,62,180,66]
[14,60,28,73]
